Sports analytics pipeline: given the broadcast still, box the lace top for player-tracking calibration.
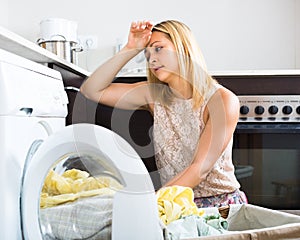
[153,83,240,198]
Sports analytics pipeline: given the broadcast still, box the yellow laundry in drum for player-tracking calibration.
[156,186,204,225]
[40,168,122,208]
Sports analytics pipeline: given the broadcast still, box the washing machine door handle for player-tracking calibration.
[23,139,43,173]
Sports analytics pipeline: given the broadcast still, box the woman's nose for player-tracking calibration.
[149,53,157,64]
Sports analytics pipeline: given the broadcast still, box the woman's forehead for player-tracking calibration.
[148,31,171,46]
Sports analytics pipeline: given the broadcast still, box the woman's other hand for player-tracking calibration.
[125,20,154,51]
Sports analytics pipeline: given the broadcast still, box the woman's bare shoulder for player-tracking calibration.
[218,86,239,106]
[206,86,239,118]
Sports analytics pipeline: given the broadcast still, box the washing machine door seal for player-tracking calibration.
[21,123,161,240]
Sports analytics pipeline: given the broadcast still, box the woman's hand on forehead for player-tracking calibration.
[126,20,154,50]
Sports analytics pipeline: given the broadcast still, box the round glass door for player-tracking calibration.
[39,151,124,240]
[21,124,158,240]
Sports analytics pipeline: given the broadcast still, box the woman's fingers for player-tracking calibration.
[145,21,154,30]
[126,20,154,50]
[131,20,153,32]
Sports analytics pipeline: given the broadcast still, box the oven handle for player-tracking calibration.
[235,123,300,134]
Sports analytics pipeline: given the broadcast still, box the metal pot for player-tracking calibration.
[40,18,78,42]
[38,40,83,65]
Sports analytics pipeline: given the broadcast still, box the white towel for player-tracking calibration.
[40,194,113,240]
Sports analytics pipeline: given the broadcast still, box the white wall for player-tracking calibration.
[0,0,9,28]
[2,0,300,72]
[296,0,300,68]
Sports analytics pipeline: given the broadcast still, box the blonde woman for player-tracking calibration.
[80,20,247,207]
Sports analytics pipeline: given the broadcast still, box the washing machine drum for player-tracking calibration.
[21,123,162,240]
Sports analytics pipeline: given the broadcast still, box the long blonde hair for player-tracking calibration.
[147,20,217,109]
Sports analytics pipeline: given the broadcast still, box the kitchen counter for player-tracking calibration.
[0,25,90,80]
[2,25,300,79]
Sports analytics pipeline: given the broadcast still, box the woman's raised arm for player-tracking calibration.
[80,20,153,110]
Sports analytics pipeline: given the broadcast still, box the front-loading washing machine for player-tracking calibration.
[0,48,68,239]
[0,49,162,239]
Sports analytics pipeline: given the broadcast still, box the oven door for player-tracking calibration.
[233,123,300,210]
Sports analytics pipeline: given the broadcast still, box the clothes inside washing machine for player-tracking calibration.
[39,152,124,240]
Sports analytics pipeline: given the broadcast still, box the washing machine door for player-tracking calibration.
[21,123,162,240]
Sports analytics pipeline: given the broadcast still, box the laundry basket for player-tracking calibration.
[190,204,300,240]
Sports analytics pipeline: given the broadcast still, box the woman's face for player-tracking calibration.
[145,31,180,83]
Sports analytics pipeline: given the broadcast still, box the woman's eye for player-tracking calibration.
[155,46,162,52]
[144,46,163,62]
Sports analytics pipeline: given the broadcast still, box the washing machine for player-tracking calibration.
[0,49,162,240]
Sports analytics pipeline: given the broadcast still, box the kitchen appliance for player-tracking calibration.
[38,39,82,65]
[0,49,162,239]
[22,124,162,240]
[40,18,78,42]
[0,48,68,239]
[215,71,300,210]
[38,18,83,64]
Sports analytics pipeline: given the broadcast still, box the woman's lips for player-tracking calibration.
[152,66,163,72]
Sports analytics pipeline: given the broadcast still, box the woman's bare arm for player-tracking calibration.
[80,21,153,110]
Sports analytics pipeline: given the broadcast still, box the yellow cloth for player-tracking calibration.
[40,169,123,208]
[156,186,204,225]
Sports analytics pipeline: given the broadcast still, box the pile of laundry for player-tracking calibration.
[157,186,229,239]
[40,169,229,240]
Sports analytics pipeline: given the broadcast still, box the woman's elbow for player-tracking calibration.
[79,85,88,98]
[79,82,96,101]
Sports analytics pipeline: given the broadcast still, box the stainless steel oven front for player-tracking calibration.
[215,72,300,210]
[234,96,300,210]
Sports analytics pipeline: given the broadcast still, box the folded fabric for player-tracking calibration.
[156,186,204,225]
[164,214,229,240]
[205,214,229,231]
[40,194,113,240]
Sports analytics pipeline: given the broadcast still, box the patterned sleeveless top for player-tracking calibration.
[153,83,240,198]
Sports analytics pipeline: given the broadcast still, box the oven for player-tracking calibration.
[215,72,300,210]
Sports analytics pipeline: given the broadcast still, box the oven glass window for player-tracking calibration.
[233,133,300,210]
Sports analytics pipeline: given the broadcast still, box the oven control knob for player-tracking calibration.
[282,105,293,115]
[296,106,300,115]
[268,105,278,115]
[255,106,264,115]
[240,105,249,115]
